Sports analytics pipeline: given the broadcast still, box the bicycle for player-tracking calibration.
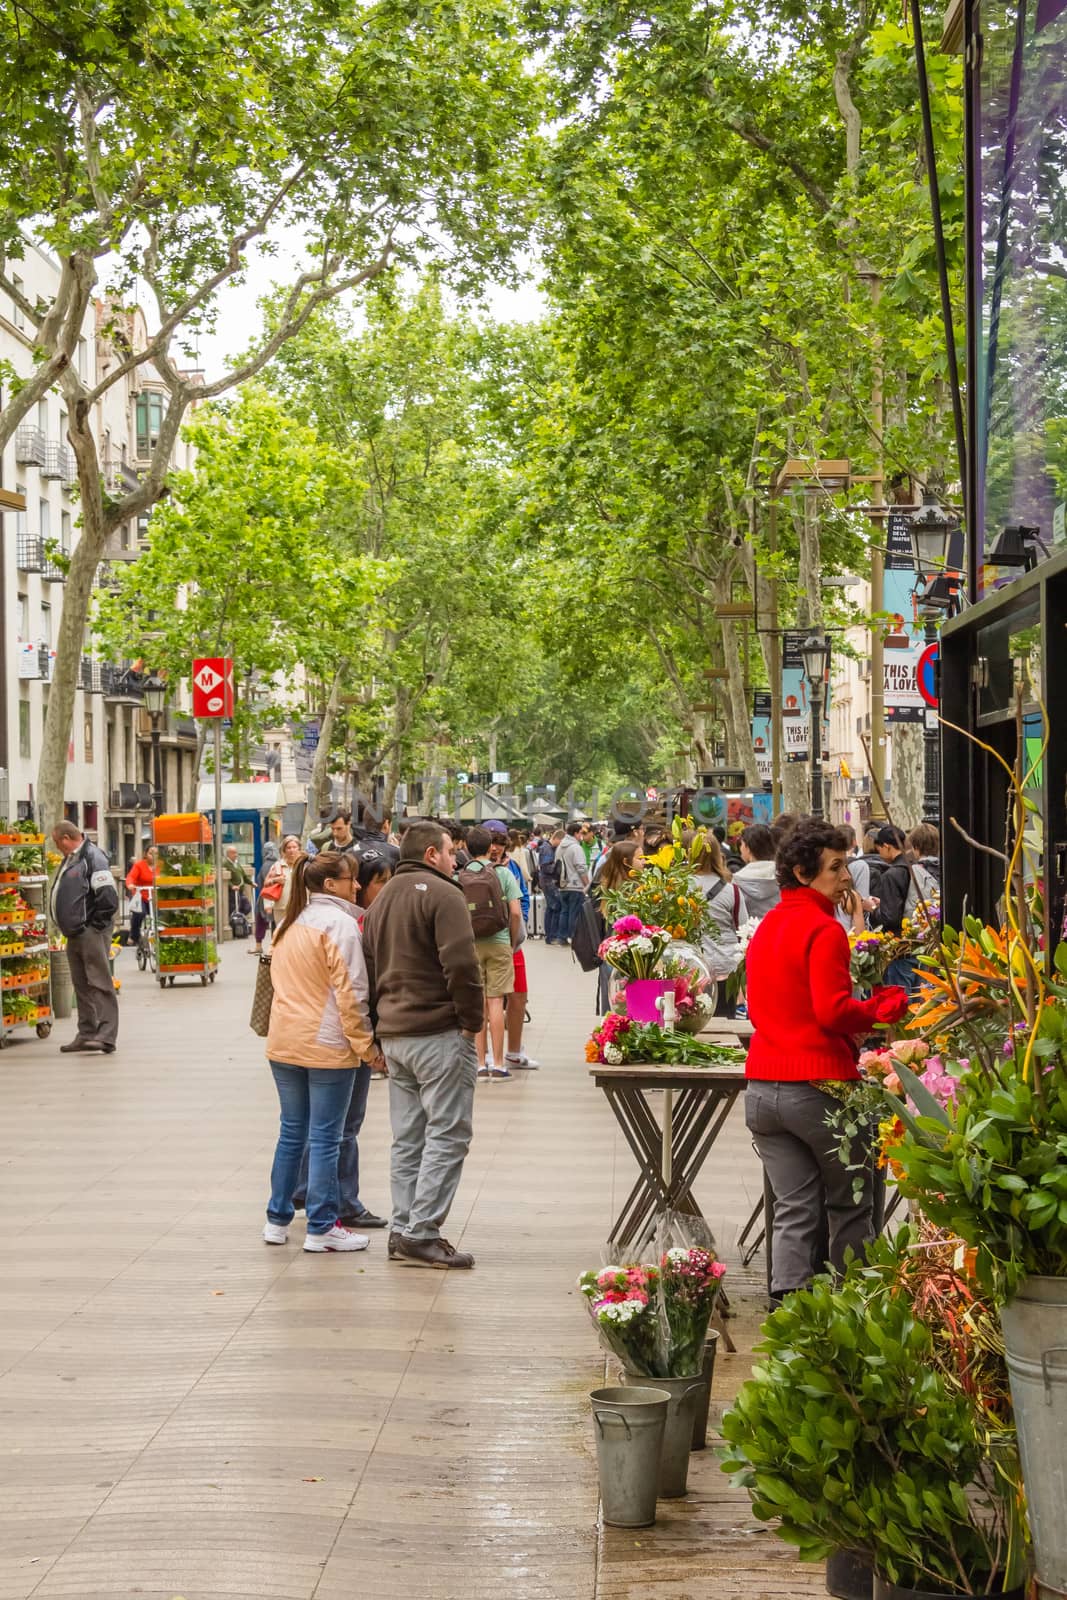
[136,908,157,973]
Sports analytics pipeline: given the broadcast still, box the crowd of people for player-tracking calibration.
[49,802,942,1288]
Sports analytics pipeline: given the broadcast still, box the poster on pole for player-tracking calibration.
[191,658,235,718]
[751,690,772,783]
[780,632,831,761]
[883,510,924,723]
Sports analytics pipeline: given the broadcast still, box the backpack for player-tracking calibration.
[904,860,939,918]
[458,861,510,938]
[570,895,602,972]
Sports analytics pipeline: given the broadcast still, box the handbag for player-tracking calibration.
[260,879,284,902]
[249,954,273,1036]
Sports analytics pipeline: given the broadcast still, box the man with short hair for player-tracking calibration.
[556,820,590,944]
[329,810,358,854]
[51,821,120,1053]
[872,825,926,992]
[362,820,484,1270]
[462,826,522,1078]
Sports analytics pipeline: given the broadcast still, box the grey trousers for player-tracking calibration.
[384,1030,477,1242]
[67,925,119,1047]
[745,1080,873,1297]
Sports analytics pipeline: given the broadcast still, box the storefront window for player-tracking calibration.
[977,0,1067,587]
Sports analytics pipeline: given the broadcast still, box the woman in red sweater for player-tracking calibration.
[745,818,909,1301]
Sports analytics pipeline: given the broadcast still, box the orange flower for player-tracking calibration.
[584,1041,600,1062]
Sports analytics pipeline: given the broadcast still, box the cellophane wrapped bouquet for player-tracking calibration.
[577,1215,726,1377]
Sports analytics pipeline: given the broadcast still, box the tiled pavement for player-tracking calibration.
[0,939,821,1600]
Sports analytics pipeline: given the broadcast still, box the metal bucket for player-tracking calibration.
[590,1385,670,1528]
[691,1332,721,1451]
[622,1370,706,1497]
[872,1577,1024,1600]
[1000,1274,1067,1598]
[826,1550,874,1599]
[48,950,73,1019]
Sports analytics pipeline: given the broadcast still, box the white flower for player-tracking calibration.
[603,1043,624,1064]
[630,936,653,953]
[599,1300,645,1324]
[666,1247,689,1263]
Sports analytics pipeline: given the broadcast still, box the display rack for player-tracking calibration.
[0,822,52,1045]
[152,813,219,988]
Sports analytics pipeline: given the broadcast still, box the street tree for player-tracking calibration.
[0,0,542,824]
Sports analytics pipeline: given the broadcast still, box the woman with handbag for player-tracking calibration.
[263,849,385,1252]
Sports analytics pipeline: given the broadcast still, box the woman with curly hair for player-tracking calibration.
[744,818,910,1302]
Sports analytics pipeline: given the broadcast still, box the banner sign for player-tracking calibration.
[751,690,772,782]
[191,657,235,718]
[883,510,924,723]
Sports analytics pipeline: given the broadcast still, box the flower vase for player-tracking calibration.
[625,979,675,1024]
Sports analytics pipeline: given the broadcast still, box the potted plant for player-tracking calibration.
[721,1244,1027,1597]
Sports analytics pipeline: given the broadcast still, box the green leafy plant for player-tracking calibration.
[158,937,216,967]
[720,1241,1027,1595]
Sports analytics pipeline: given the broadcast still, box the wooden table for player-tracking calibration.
[588,1061,748,1254]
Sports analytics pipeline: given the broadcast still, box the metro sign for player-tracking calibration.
[191,657,235,718]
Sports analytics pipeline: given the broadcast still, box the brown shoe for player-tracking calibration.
[391,1236,474,1270]
[388,1231,402,1259]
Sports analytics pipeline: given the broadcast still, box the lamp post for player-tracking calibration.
[800,633,832,820]
[908,493,956,828]
[143,675,167,816]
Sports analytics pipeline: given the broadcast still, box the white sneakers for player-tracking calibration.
[263,1221,369,1251]
[302,1224,369,1253]
[505,1052,540,1070]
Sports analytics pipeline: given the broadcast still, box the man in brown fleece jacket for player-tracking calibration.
[362,820,484,1270]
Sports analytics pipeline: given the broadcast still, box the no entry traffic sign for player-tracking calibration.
[917,642,939,709]
[191,657,235,718]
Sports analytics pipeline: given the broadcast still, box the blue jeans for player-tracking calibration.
[267,1062,356,1234]
[559,889,585,941]
[543,882,563,942]
[292,1064,372,1218]
[885,954,918,995]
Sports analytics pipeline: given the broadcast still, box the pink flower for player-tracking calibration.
[890,1040,930,1066]
[710,1261,727,1279]
[884,1070,903,1095]
[613,915,644,936]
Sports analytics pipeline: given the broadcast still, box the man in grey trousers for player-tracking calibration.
[362,820,485,1269]
[50,821,120,1053]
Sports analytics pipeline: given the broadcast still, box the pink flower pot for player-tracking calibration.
[625,979,675,1024]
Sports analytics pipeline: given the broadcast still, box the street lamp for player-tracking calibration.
[800,632,832,820]
[143,675,166,816]
[909,494,959,828]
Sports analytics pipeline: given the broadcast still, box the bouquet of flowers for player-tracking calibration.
[578,1239,727,1377]
[601,825,720,944]
[577,1263,662,1373]
[660,944,716,1031]
[848,928,892,987]
[598,915,673,980]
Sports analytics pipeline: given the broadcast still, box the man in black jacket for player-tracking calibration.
[871,825,920,993]
[50,821,119,1053]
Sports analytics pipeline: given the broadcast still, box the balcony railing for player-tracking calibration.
[101,663,144,702]
[16,533,43,572]
[14,426,45,467]
[41,547,66,583]
[80,657,103,694]
[42,441,76,485]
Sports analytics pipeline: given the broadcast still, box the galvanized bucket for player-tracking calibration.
[622,1370,706,1497]
[1000,1275,1067,1598]
[590,1385,669,1528]
[691,1332,721,1451]
[825,1549,873,1599]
